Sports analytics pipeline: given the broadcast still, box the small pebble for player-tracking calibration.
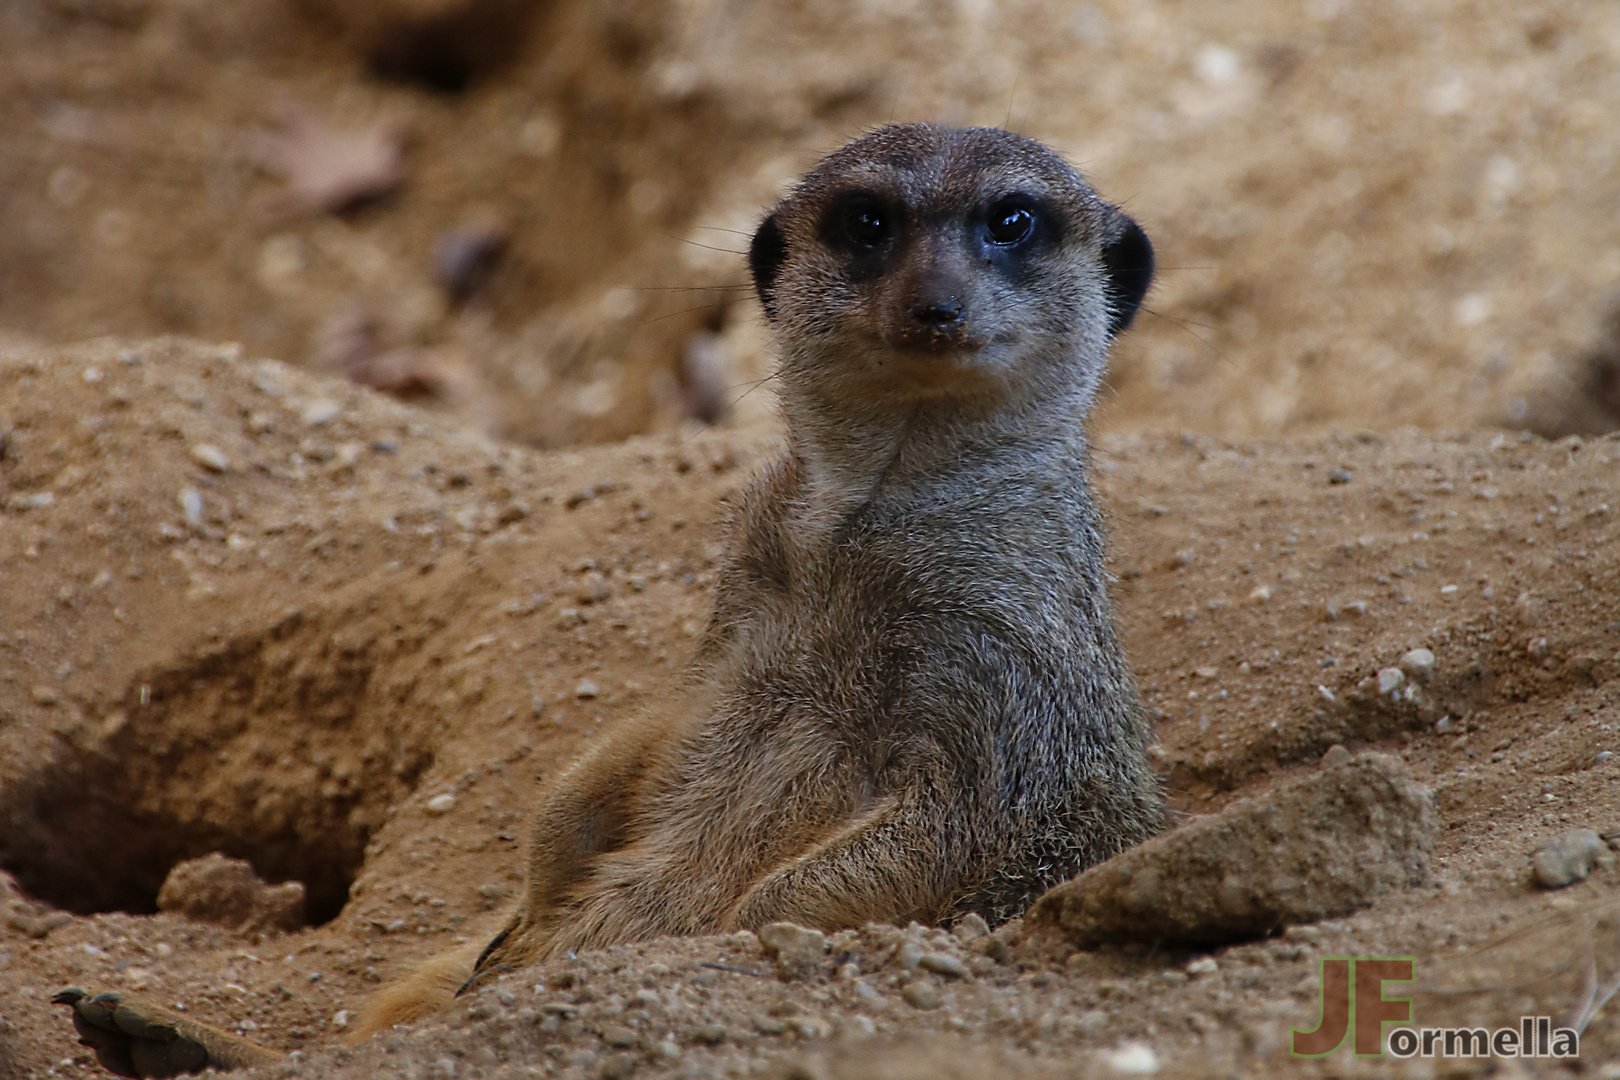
[575,679,600,700]
[1399,648,1436,682]
[1597,751,1613,764]
[900,981,941,1010]
[1320,744,1351,768]
[189,444,230,472]
[789,1017,831,1039]
[599,1024,638,1049]
[757,921,828,980]
[425,794,456,815]
[1327,468,1352,484]
[1102,1042,1160,1075]
[1186,957,1218,976]
[1530,829,1610,889]
[918,952,969,979]
[1376,667,1405,694]
[894,942,925,971]
[12,492,54,511]
[576,572,612,604]
[179,488,204,525]
[952,913,990,941]
[31,685,59,706]
[301,399,341,426]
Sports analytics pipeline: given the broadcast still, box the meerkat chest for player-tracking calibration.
[721,494,1082,701]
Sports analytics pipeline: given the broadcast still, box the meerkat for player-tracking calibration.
[56,122,1162,1075]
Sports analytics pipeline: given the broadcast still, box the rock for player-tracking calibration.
[757,921,828,981]
[1530,829,1612,889]
[1102,1043,1160,1075]
[575,679,600,699]
[7,909,72,938]
[1399,648,1436,682]
[789,1017,831,1039]
[12,491,55,511]
[1027,753,1434,948]
[952,913,990,942]
[156,853,305,932]
[178,487,204,525]
[893,942,925,970]
[1376,667,1405,694]
[1185,957,1218,976]
[576,572,612,604]
[980,920,1019,965]
[599,1024,638,1048]
[425,793,456,815]
[918,952,968,979]
[1320,744,1351,768]
[900,981,941,1010]
[301,399,341,426]
[188,444,230,472]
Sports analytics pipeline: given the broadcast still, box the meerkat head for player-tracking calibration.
[749,124,1152,416]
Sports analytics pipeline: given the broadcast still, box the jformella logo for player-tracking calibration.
[1292,957,1581,1059]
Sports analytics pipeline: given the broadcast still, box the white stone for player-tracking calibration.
[1103,1042,1160,1075]
[1399,648,1435,682]
[189,444,230,472]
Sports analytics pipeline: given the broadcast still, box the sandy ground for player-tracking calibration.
[0,338,1615,1079]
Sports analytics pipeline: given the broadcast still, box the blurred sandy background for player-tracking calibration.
[4,0,1619,447]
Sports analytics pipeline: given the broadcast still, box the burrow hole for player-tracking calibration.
[0,617,435,926]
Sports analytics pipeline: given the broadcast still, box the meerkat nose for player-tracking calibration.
[911,299,964,328]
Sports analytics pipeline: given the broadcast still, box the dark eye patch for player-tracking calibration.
[822,191,895,253]
[973,193,1055,280]
[985,198,1036,246]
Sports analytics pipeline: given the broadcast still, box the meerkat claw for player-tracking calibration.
[53,987,282,1077]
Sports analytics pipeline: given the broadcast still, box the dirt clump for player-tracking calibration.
[1026,752,1435,949]
[157,854,307,934]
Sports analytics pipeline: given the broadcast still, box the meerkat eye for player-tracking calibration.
[841,198,891,248]
[986,200,1035,246]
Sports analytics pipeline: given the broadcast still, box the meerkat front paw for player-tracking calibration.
[53,988,283,1077]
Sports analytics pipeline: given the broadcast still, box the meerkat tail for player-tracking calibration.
[348,939,489,1042]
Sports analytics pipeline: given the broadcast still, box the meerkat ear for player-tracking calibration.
[1100,217,1154,338]
[749,212,787,320]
